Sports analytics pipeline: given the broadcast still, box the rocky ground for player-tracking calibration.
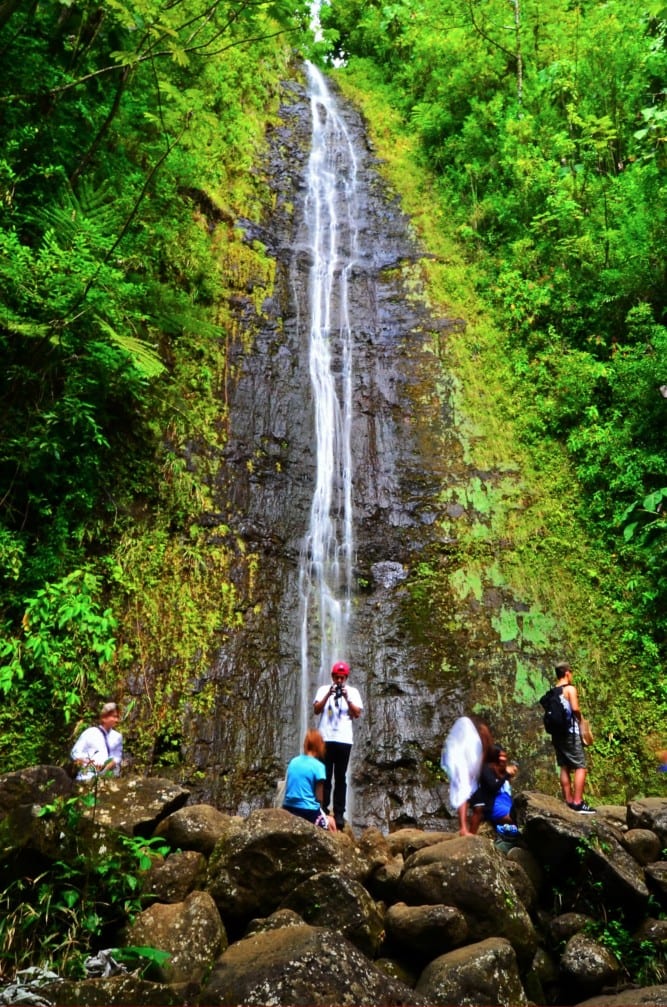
[1,767,667,1005]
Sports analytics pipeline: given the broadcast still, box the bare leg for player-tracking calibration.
[469,806,484,834]
[560,766,573,804]
[458,801,472,835]
[572,767,587,805]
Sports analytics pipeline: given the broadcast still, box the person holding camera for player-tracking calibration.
[313,661,363,832]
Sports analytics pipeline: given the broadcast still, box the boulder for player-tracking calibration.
[645,861,667,905]
[198,922,427,1005]
[153,804,235,854]
[504,857,538,913]
[142,849,207,903]
[81,776,189,836]
[560,932,622,999]
[38,975,186,1005]
[205,808,360,930]
[0,766,75,858]
[627,799,667,846]
[245,908,304,936]
[398,836,537,964]
[387,828,454,859]
[516,791,649,919]
[367,853,404,903]
[126,890,226,984]
[415,936,528,1006]
[634,916,667,947]
[506,844,543,891]
[384,902,468,960]
[0,766,73,818]
[531,946,560,986]
[576,985,667,1005]
[355,828,406,901]
[375,957,420,989]
[621,828,662,866]
[279,870,385,957]
[549,912,594,945]
[594,806,628,831]
[355,826,394,874]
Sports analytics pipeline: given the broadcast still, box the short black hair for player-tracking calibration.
[554,661,571,677]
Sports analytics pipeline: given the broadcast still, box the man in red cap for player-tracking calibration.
[313,661,363,831]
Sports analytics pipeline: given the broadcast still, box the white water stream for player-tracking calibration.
[298,62,359,740]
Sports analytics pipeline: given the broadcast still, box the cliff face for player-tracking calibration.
[145,64,574,829]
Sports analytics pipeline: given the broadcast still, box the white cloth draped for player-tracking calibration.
[441,716,483,810]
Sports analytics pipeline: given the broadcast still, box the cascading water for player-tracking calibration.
[204,61,496,830]
[297,62,358,740]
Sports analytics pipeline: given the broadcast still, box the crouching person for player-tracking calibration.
[283,729,336,831]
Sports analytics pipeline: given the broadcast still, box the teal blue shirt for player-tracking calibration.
[283,754,326,812]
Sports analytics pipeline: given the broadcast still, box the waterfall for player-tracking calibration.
[298,62,358,741]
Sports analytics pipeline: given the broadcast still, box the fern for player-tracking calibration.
[0,308,49,340]
[96,317,165,378]
[34,178,121,254]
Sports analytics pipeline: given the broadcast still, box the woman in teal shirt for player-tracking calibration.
[283,729,335,830]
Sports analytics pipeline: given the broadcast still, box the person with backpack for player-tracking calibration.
[542,661,595,814]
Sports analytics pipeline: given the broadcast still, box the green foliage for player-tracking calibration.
[0,569,116,724]
[323,0,667,765]
[112,944,172,977]
[0,791,172,979]
[0,0,306,768]
[585,918,667,986]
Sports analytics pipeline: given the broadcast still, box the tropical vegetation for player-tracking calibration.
[320,0,667,770]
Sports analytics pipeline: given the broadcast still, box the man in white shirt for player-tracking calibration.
[70,702,123,781]
[313,661,363,831]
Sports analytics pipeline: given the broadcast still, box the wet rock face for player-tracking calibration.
[178,65,557,829]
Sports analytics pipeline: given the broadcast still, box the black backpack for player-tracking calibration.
[539,686,572,735]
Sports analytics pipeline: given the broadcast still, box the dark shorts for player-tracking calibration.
[283,805,329,828]
[553,730,587,770]
[470,787,484,808]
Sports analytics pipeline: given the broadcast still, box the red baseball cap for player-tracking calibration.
[331,661,350,677]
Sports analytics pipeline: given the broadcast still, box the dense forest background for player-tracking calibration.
[0,0,665,799]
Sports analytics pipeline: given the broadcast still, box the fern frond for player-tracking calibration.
[0,308,50,341]
[32,179,120,249]
[96,317,165,378]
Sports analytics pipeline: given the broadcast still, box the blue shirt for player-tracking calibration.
[283,754,326,812]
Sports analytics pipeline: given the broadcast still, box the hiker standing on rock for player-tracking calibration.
[550,661,595,814]
[313,661,363,832]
